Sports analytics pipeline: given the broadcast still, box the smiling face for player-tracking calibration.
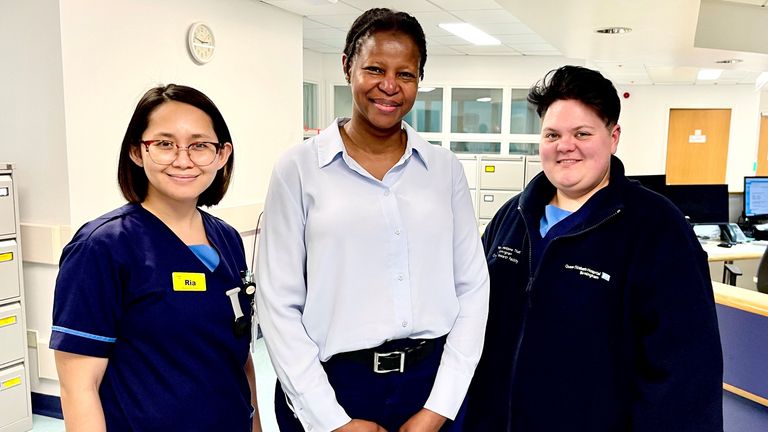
[539,99,620,207]
[130,101,231,207]
[343,30,420,134]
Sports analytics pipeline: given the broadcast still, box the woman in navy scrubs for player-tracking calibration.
[51,84,262,431]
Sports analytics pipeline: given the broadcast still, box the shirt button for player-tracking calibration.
[397,273,404,281]
[402,321,408,327]
[394,229,401,236]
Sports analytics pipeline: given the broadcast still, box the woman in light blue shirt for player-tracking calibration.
[256,8,489,432]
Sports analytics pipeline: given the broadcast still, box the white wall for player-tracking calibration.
[4,0,303,396]
[59,0,303,227]
[0,0,70,225]
[615,84,760,189]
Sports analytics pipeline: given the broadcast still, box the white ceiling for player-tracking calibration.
[260,0,768,86]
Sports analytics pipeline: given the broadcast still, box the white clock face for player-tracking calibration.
[188,23,215,64]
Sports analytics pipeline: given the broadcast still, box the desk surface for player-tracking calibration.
[701,241,767,262]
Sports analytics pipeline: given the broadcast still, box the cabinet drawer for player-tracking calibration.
[459,157,478,189]
[0,364,30,429]
[479,190,518,219]
[480,158,525,190]
[0,176,15,236]
[0,303,24,367]
[525,157,543,186]
[0,240,20,302]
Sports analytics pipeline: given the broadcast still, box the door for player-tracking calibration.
[757,114,768,176]
[666,109,731,184]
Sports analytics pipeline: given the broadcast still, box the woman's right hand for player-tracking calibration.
[334,419,387,432]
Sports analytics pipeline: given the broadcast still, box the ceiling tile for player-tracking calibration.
[451,9,520,24]
[646,66,699,84]
[512,43,560,53]
[303,39,339,52]
[305,14,359,28]
[474,22,538,35]
[496,34,548,45]
[262,0,361,16]
[429,35,475,47]
[459,45,523,55]
[427,45,466,55]
[340,0,441,13]
[303,27,347,40]
[428,0,506,10]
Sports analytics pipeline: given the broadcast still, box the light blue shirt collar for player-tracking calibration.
[316,118,430,170]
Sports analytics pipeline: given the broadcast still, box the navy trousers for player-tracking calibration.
[274,337,466,431]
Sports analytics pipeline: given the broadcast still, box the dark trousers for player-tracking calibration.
[274,337,466,431]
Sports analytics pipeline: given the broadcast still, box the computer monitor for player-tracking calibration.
[744,176,768,219]
[627,174,667,195]
[660,184,730,225]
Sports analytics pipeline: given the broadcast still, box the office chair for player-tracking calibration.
[723,262,742,286]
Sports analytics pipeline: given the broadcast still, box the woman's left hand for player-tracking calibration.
[399,408,446,432]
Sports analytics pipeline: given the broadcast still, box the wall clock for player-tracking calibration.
[188,22,215,64]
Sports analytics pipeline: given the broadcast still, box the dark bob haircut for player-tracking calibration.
[527,65,621,127]
[117,84,234,207]
[343,8,427,80]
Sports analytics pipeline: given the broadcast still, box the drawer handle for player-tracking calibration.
[0,315,17,328]
[0,251,13,263]
[0,187,7,197]
[1,376,21,391]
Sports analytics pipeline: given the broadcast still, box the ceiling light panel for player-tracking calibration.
[439,23,501,45]
[697,68,723,80]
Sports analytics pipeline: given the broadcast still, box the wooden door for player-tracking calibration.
[757,115,768,176]
[666,109,731,184]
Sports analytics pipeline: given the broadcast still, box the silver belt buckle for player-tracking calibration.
[373,350,405,373]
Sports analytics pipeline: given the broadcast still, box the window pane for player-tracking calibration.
[510,89,541,134]
[508,142,539,155]
[403,88,443,132]
[428,140,441,146]
[303,82,318,129]
[333,85,353,119]
[450,142,501,154]
[451,88,503,133]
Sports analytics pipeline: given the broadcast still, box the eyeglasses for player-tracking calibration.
[140,140,223,166]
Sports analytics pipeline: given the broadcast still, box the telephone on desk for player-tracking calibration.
[721,223,748,244]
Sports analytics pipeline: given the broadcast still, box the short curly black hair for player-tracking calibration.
[342,8,427,81]
[527,65,621,127]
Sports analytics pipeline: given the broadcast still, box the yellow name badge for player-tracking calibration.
[1,376,21,390]
[0,315,17,328]
[172,272,207,292]
[0,252,13,263]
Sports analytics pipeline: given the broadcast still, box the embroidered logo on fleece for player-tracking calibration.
[564,264,611,281]
[493,245,522,264]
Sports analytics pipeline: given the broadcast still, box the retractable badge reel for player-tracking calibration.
[226,213,262,339]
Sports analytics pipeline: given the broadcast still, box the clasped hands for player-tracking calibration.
[334,408,446,432]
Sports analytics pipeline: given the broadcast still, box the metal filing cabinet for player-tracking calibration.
[478,156,525,223]
[524,155,543,186]
[458,156,479,221]
[0,164,32,432]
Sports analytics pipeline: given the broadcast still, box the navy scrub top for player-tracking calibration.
[50,203,253,431]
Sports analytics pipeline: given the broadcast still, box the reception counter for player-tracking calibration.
[713,281,768,406]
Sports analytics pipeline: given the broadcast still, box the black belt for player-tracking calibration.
[332,337,443,374]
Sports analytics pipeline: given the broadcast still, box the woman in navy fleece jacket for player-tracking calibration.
[464,65,723,432]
